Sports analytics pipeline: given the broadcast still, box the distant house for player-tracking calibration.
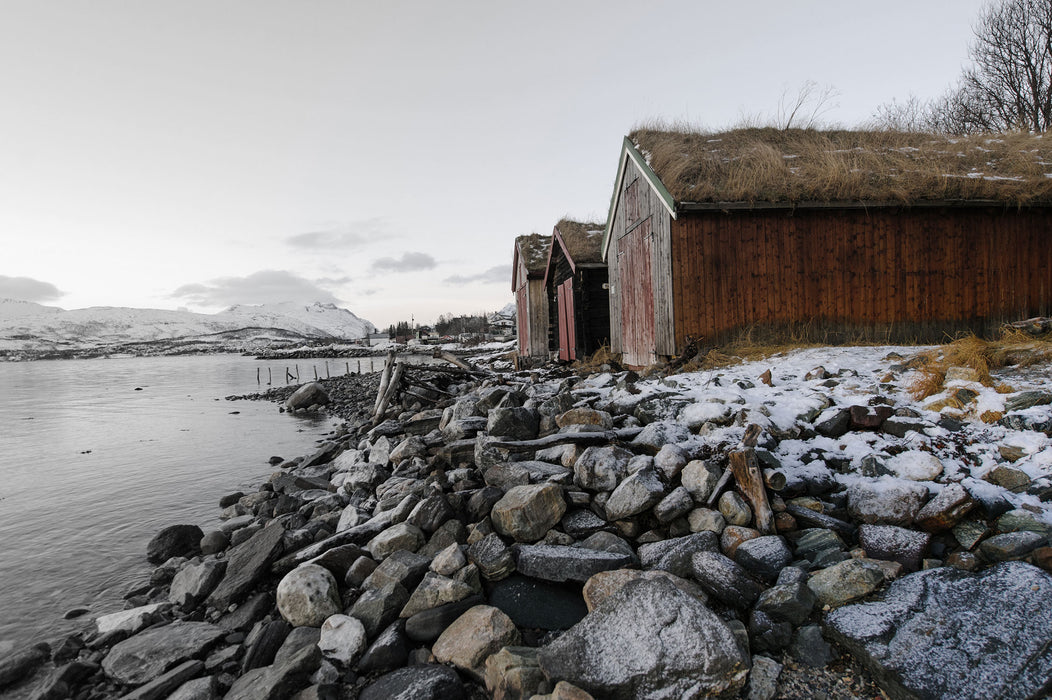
[602,127,1052,367]
[512,233,552,358]
[543,219,610,361]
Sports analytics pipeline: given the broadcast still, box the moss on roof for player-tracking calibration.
[629,127,1052,206]
[554,218,607,265]
[515,233,552,275]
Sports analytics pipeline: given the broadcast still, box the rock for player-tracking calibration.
[985,465,1032,493]
[467,533,516,581]
[358,665,467,700]
[538,578,748,699]
[979,531,1047,561]
[404,595,485,642]
[847,478,928,526]
[680,460,723,502]
[560,509,608,538]
[638,532,719,577]
[573,445,632,492]
[200,530,230,556]
[276,565,342,628]
[488,406,540,440]
[748,609,792,652]
[491,483,567,543]
[754,582,816,626]
[793,528,847,565]
[914,482,975,532]
[163,675,217,700]
[720,525,759,557]
[169,559,227,609]
[1004,390,1052,412]
[885,450,943,481]
[363,549,429,591]
[488,575,589,630]
[96,602,168,636]
[690,551,764,608]
[285,382,329,411]
[399,572,475,618]
[995,508,1052,535]
[317,615,366,666]
[556,407,613,429]
[532,681,596,700]
[119,659,204,700]
[366,522,426,560]
[582,569,707,611]
[517,544,634,583]
[952,519,990,550]
[101,621,225,685]
[224,641,321,700]
[858,524,931,572]
[814,408,851,438]
[630,420,691,454]
[746,655,782,700]
[407,494,455,533]
[358,620,410,673]
[718,491,753,526]
[806,559,885,608]
[604,468,666,521]
[653,443,689,481]
[825,561,1052,700]
[485,646,548,700]
[653,486,693,523]
[687,507,726,533]
[208,518,287,611]
[430,543,467,576]
[348,583,409,638]
[789,624,836,668]
[242,620,291,673]
[0,644,49,691]
[147,524,204,564]
[432,605,521,682]
[733,535,792,581]
[389,436,427,464]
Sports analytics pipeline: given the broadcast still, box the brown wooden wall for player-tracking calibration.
[670,206,1052,348]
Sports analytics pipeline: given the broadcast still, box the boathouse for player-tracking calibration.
[602,128,1052,367]
[543,219,609,362]
[512,233,552,358]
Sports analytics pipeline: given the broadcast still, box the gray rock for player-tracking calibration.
[0,644,49,691]
[399,572,475,618]
[825,561,1052,700]
[1004,390,1052,412]
[789,624,836,668]
[147,524,204,564]
[914,482,975,532]
[979,531,1047,561]
[733,536,792,582]
[487,407,540,440]
[429,543,467,577]
[433,605,521,681]
[366,522,426,560]
[389,436,427,464]
[363,549,429,592]
[573,445,633,492]
[404,595,485,642]
[358,665,466,700]
[285,382,330,411]
[348,582,409,638]
[718,491,752,527]
[484,646,548,700]
[101,621,225,686]
[681,460,723,503]
[358,620,409,673]
[169,559,227,610]
[806,559,885,608]
[847,479,928,526]
[814,408,851,438]
[792,528,846,564]
[241,620,291,673]
[687,507,727,533]
[654,443,689,480]
[653,487,694,523]
[748,609,792,652]
[466,533,516,581]
[406,494,455,533]
[690,551,764,608]
[199,530,229,556]
[630,420,691,454]
[491,483,567,543]
[638,532,719,578]
[119,660,204,700]
[224,641,321,700]
[881,416,932,439]
[604,468,667,521]
[538,578,748,699]
[276,564,342,627]
[858,524,931,572]
[561,509,609,538]
[208,518,287,611]
[755,582,816,626]
[516,544,634,583]
[317,614,366,666]
[166,676,217,700]
[747,655,782,700]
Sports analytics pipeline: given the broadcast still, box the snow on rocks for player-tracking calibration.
[9,344,1052,699]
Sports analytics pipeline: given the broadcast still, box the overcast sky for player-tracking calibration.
[1,0,987,328]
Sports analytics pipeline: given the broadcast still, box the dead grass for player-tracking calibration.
[630,125,1052,205]
[573,345,621,373]
[907,330,1052,399]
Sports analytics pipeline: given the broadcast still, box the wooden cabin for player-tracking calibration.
[543,219,610,361]
[602,128,1052,367]
[512,233,552,358]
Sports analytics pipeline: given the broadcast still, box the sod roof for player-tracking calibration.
[554,218,607,265]
[629,127,1052,206]
[515,233,552,275]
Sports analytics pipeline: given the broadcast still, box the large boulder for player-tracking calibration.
[825,561,1052,700]
[147,525,204,564]
[573,446,633,492]
[604,468,667,521]
[101,621,225,686]
[285,382,329,411]
[276,564,342,627]
[208,518,287,610]
[491,483,567,543]
[432,605,521,682]
[538,577,748,699]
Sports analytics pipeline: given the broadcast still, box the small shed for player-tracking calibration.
[602,128,1052,367]
[543,218,610,361]
[512,233,552,358]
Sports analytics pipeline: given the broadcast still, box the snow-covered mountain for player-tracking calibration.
[0,299,374,359]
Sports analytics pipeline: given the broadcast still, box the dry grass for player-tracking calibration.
[630,125,1052,205]
[907,330,1052,399]
[574,345,621,373]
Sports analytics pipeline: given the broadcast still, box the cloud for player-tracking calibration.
[371,252,437,273]
[171,270,341,307]
[286,218,390,249]
[0,275,65,302]
[444,265,510,285]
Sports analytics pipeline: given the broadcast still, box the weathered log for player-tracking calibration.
[373,351,396,414]
[372,361,406,426]
[433,350,475,372]
[483,427,644,452]
[784,503,857,538]
[762,468,787,491]
[705,469,735,509]
[728,424,775,535]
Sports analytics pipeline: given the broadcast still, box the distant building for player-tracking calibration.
[543,218,609,361]
[512,233,552,358]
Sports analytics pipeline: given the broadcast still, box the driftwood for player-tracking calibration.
[705,424,760,508]
[372,361,406,426]
[784,503,857,537]
[727,424,775,535]
[373,351,397,414]
[433,350,476,372]
[484,427,644,453]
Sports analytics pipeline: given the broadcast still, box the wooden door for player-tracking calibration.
[618,220,655,367]
[557,278,576,361]
[515,288,529,356]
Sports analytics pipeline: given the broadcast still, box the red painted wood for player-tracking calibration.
[557,278,576,361]
[515,288,529,357]
[619,221,655,367]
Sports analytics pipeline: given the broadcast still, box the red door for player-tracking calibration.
[618,221,655,368]
[515,288,529,356]
[557,278,576,361]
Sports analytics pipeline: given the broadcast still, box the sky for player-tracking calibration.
[0,0,989,329]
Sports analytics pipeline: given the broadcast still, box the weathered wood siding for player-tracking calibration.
[670,206,1052,347]
[608,158,674,366]
[546,244,610,361]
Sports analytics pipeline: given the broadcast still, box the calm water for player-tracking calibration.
[0,354,351,652]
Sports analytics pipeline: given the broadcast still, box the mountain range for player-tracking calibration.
[0,300,375,359]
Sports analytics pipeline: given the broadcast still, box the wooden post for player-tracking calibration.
[295,364,300,381]
[325,361,330,378]
[728,424,775,535]
[373,352,395,414]
[268,367,272,385]
[372,361,405,426]
[313,365,318,380]
[257,367,260,385]
[357,360,361,374]
[285,367,293,384]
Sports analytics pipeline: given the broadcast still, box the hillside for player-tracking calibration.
[0,300,374,360]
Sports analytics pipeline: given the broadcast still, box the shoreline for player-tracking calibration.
[2,344,1050,698]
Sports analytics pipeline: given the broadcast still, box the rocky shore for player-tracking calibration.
[3,345,1051,699]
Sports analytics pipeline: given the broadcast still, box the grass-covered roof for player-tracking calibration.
[554,218,606,265]
[629,127,1052,206]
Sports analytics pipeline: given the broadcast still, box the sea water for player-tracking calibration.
[0,354,345,652]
